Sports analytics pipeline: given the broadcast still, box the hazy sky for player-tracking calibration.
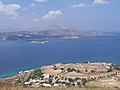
[0,0,120,32]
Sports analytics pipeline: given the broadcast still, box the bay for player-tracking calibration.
[0,36,120,78]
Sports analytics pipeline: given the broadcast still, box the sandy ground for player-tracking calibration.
[0,87,119,90]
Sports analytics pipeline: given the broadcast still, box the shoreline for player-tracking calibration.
[0,61,116,79]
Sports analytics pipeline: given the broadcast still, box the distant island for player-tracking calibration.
[0,62,120,89]
[30,40,48,44]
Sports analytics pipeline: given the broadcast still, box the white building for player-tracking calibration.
[42,73,50,79]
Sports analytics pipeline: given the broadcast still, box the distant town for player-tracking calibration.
[0,62,120,89]
[0,27,116,42]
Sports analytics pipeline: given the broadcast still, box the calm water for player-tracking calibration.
[0,36,120,78]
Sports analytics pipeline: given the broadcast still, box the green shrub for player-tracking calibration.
[91,70,95,73]
[68,78,74,82]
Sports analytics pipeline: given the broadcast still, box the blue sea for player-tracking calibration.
[0,36,120,78]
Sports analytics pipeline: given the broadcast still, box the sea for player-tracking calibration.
[0,36,120,78]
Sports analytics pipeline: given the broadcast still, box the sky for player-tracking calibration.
[0,0,120,32]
